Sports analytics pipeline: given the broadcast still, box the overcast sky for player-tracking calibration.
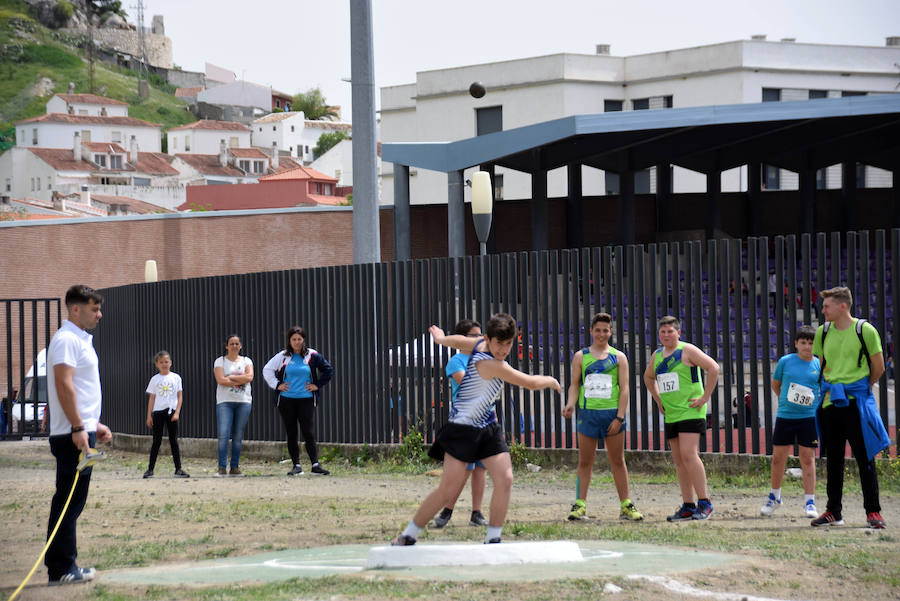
[145,0,899,118]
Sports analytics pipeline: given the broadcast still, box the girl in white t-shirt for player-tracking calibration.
[213,334,254,476]
[144,350,189,479]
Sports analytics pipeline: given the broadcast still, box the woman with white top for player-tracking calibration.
[213,334,254,476]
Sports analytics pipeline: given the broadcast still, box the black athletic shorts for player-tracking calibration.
[428,421,508,463]
[772,416,818,448]
[664,418,707,440]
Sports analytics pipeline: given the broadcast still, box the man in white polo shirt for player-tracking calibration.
[45,285,112,586]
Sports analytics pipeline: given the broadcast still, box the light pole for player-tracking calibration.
[471,171,493,256]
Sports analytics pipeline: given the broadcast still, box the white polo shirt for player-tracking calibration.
[47,320,102,435]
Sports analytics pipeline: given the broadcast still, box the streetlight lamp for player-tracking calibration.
[470,171,493,256]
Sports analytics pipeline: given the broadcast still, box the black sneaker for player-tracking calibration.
[433,507,453,528]
[469,510,488,526]
[391,534,416,546]
[288,464,304,476]
[667,504,696,522]
[484,537,501,544]
[311,464,329,475]
[49,566,95,586]
[811,511,844,527]
[142,470,153,479]
[174,469,190,478]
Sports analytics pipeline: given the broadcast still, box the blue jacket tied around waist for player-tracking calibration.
[815,376,890,461]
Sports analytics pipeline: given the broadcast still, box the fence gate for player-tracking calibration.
[1,298,61,439]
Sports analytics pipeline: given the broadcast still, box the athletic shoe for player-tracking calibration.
[867,512,887,529]
[667,504,696,522]
[174,469,190,478]
[620,499,644,521]
[567,499,587,521]
[433,507,453,528]
[287,465,304,476]
[469,510,488,526]
[142,470,153,479]
[693,500,714,520]
[49,566,95,586]
[760,493,782,516]
[804,500,819,519]
[810,511,844,527]
[229,468,243,476]
[391,534,416,546]
[311,464,330,475]
[216,467,227,477]
[484,537,501,544]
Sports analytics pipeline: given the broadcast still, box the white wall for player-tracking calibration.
[197,80,271,110]
[46,96,129,117]
[168,128,251,155]
[0,147,89,202]
[17,123,161,152]
[55,182,186,210]
[251,113,307,158]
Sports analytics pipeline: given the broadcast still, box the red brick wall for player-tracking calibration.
[184,180,317,211]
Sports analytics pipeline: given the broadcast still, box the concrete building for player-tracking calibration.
[15,113,162,153]
[196,80,275,113]
[380,37,900,205]
[166,120,252,155]
[46,93,129,117]
[251,112,352,164]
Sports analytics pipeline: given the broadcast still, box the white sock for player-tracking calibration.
[771,488,781,500]
[402,521,422,539]
[804,494,815,504]
[312,462,320,467]
[486,526,502,542]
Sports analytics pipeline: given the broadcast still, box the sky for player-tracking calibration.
[144,0,900,118]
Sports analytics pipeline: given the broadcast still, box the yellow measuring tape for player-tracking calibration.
[7,449,106,601]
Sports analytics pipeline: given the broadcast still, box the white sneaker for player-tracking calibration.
[760,493,782,516]
[804,500,819,519]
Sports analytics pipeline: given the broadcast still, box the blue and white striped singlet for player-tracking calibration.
[449,342,502,428]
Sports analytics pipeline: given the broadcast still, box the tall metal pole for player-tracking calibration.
[350,0,380,264]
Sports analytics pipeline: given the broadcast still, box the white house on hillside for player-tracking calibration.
[15,113,162,153]
[197,80,272,112]
[252,111,352,164]
[381,37,900,205]
[166,120,252,155]
[46,93,129,117]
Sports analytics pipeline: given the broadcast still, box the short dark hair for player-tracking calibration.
[454,319,481,336]
[224,334,241,353]
[285,325,308,356]
[154,350,170,362]
[795,325,816,342]
[64,285,103,308]
[658,315,681,331]
[485,313,517,342]
[591,313,612,328]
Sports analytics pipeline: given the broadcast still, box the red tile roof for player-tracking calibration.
[254,112,303,124]
[130,152,179,176]
[303,120,351,131]
[83,142,126,153]
[91,193,173,214]
[174,153,245,177]
[27,148,98,172]
[230,148,268,159]
[168,120,251,132]
[268,157,303,175]
[258,165,336,182]
[16,113,161,127]
[175,87,204,98]
[308,194,347,206]
[55,94,128,106]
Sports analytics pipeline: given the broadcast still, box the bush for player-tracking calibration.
[53,0,74,26]
[393,426,428,467]
[508,440,541,469]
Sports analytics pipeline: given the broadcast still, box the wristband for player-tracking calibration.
[71,425,85,433]
[615,416,625,422]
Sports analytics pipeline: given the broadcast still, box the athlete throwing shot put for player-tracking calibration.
[392,313,561,545]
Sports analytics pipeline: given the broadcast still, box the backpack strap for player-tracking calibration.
[856,319,870,369]
[820,322,831,379]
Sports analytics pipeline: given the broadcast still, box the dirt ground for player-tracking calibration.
[1,439,898,601]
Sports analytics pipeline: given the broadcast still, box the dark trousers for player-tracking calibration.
[278,397,318,465]
[820,401,881,516]
[46,432,95,579]
[148,409,181,471]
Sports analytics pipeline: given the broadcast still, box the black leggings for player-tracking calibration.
[820,401,881,515]
[148,409,182,471]
[279,397,318,465]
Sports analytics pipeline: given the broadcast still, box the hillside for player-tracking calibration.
[0,0,195,151]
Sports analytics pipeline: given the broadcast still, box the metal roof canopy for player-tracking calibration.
[382,95,900,176]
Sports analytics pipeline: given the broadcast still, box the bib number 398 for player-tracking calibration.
[657,372,680,393]
[787,382,815,406]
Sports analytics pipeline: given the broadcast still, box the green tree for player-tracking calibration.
[312,131,348,158]
[291,87,338,121]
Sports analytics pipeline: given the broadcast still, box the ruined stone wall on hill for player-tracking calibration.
[61,28,173,69]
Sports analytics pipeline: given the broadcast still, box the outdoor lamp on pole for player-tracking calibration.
[471,171,493,256]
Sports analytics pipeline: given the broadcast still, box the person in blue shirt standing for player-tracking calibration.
[432,319,489,528]
[760,326,821,518]
[263,326,334,476]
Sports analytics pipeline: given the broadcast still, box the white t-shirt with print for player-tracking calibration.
[146,372,183,412]
[214,356,253,403]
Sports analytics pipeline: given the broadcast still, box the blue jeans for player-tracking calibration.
[216,402,252,469]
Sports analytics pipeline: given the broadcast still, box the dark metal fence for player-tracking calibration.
[1,298,61,439]
[95,230,898,456]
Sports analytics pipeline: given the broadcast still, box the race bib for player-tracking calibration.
[584,373,613,399]
[657,372,680,394]
[787,382,815,406]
